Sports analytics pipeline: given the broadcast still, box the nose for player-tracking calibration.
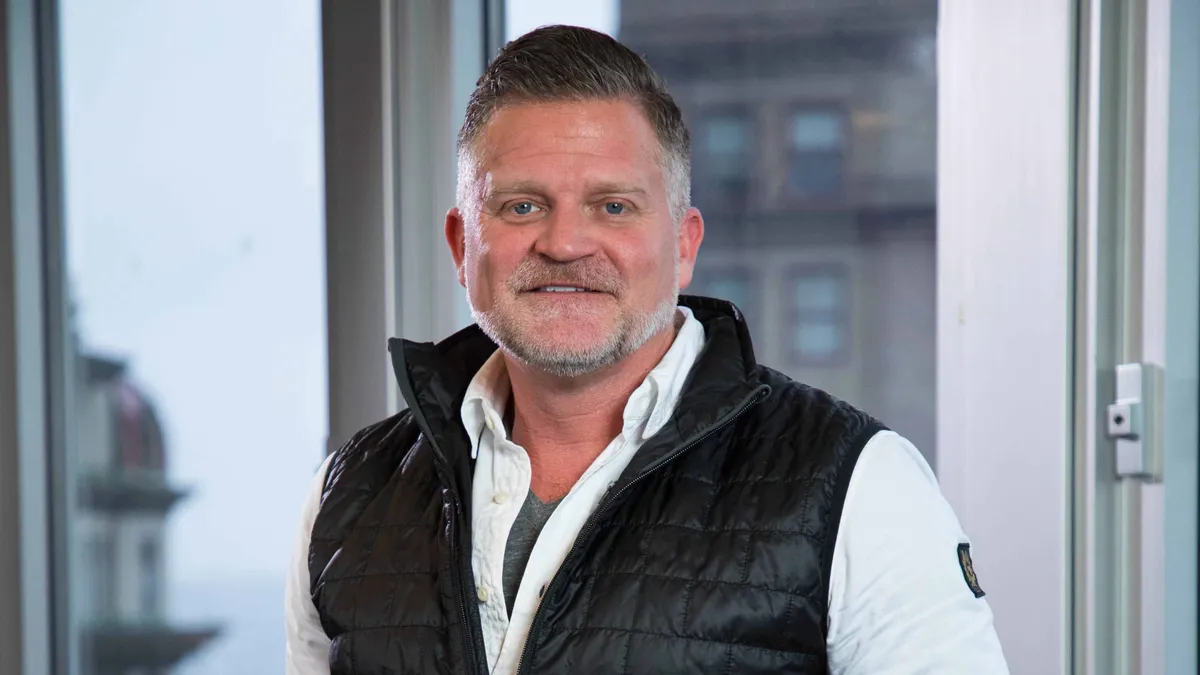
[532,207,597,262]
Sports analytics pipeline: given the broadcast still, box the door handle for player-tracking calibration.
[1105,362,1164,482]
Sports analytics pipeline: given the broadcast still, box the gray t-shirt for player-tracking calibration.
[502,490,562,615]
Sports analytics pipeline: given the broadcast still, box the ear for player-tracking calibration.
[445,207,467,287]
[674,207,705,290]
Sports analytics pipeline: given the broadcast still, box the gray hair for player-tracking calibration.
[456,25,692,224]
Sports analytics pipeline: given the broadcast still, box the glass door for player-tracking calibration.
[1074,0,1198,672]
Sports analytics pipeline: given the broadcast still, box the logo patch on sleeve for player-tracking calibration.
[957,543,985,598]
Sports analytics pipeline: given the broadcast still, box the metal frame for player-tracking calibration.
[322,0,395,451]
[1073,1,1134,672]
[0,0,62,673]
[1073,0,1199,673]
[322,0,483,450]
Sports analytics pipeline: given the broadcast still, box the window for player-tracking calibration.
[57,1,327,674]
[139,539,160,618]
[785,267,851,366]
[786,108,846,200]
[696,111,753,204]
[86,536,117,621]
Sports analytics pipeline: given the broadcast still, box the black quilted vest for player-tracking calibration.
[309,297,885,674]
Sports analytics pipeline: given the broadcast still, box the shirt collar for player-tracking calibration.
[625,307,706,442]
[461,349,511,459]
[458,307,707,459]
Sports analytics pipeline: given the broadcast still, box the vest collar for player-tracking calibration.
[386,296,764,473]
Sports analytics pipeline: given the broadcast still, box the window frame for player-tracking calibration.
[692,105,757,211]
[781,263,853,368]
[781,103,851,208]
[322,0,485,446]
[0,0,68,674]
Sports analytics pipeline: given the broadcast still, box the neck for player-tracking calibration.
[504,319,679,498]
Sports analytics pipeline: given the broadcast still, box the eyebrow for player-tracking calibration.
[485,181,649,200]
[585,182,648,199]
[485,181,546,201]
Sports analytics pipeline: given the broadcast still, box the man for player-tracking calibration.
[287,25,1009,675]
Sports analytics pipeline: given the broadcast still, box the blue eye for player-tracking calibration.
[511,201,538,216]
[604,202,625,215]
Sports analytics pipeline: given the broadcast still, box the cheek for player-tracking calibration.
[466,226,520,294]
[617,237,678,297]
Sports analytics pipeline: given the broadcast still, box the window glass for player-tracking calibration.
[704,115,751,177]
[789,110,844,150]
[57,2,327,674]
[139,540,161,617]
[696,111,754,205]
[793,275,843,312]
[787,109,846,198]
[794,322,843,359]
[506,0,939,466]
[787,267,850,366]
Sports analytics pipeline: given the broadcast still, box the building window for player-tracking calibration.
[696,111,753,204]
[786,108,846,199]
[139,539,160,617]
[786,266,850,365]
[89,536,117,620]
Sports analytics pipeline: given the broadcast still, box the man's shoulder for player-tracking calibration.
[310,410,423,548]
[323,409,420,493]
[747,365,888,447]
[751,365,877,418]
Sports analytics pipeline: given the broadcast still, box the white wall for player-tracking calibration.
[937,2,1074,673]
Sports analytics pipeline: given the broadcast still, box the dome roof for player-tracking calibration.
[110,380,167,472]
[84,354,167,473]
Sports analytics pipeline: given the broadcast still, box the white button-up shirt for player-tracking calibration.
[286,308,1010,674]
[463,307,707,672]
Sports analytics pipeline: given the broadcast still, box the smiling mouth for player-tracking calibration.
[527,285,605,294]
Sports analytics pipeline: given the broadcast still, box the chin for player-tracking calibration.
[520,322,617,354]
[508,336,625,378]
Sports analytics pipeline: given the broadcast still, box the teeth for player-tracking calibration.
[540,286,587,292]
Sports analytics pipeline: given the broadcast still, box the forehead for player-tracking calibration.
[474,100,663,186]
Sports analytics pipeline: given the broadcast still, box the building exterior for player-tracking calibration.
[619,0,939,462]
[72,342,220,675]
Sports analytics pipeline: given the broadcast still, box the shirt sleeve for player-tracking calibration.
[285,454,335,675]
[826,431,1010,674]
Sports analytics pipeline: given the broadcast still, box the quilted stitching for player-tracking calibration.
[308,330,884,675]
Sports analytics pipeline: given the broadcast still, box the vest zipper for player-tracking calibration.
[401,419,486,675]
[389,342,487,675]
[448,493,487,675]
[513,385,770,675]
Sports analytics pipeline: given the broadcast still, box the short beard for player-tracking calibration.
[472,266,681,378]
[482,293,680,378]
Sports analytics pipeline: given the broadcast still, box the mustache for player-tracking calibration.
[507,257,623,295]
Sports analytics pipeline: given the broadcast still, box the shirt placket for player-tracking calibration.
[474,408,530,669]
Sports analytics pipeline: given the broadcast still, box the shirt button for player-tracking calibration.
[477,585,490,603]
[485,417,495,431]
[494,492,511,505]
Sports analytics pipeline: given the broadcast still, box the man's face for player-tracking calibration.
[447,100,704,377]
